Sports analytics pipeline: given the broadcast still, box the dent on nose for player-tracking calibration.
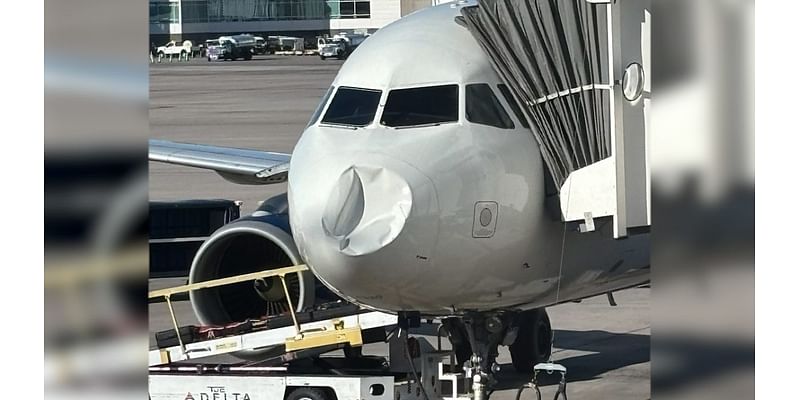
[321,165,412,256]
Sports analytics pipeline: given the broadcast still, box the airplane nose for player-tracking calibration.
[321,165,412,256]
[289,152,440,307]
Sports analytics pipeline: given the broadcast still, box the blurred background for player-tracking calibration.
[42,0,754,399]
[650,1,754,398]
[44,1,148,399]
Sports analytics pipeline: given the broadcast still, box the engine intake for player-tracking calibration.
[189,212,314,326]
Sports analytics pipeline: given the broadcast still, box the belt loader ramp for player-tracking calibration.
[149,264,530,400]
[149,265,568,400]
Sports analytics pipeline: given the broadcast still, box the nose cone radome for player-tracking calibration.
[289,153,439,310]
[322,166,412,256]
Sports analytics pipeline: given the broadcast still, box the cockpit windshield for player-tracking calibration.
[307,86,334,127]
[466,84,514,129]
[380,84,459,128]
[321,87,382,127]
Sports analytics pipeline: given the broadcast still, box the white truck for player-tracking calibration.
[317,33,368,60]
[156,40,195,61]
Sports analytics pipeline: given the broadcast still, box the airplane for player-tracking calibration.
[149,0,650,387]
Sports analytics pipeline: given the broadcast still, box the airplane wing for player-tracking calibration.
[149,139,291,185]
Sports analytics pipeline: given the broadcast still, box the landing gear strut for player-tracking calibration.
[442,313,511,400]
[441,308,556,399]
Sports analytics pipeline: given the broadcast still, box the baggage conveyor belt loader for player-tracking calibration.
[148,265,568,400]
[149,264,494,400]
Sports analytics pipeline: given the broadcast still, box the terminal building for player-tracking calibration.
[149,0,436,44]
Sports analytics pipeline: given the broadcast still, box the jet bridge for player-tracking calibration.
[461,0,650,238]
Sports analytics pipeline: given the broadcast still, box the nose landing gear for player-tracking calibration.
[441,313,512,400]
[441,308,563,400]
[510,309,553,373]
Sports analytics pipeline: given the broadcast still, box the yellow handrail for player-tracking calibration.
[148,264,309,299]
[150,264,310,358]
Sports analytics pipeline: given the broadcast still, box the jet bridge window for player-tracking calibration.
[321,87,382,127]
[465,84,514,129]
[381,84,459,128]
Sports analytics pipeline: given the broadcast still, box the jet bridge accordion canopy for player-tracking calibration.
[461,0,611,189]
[461,0,650,237]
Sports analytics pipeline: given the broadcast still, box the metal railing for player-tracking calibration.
[148,264,309,355]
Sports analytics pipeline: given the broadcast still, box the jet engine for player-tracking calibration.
[188,194,317,326]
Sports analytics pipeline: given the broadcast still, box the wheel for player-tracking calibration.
[320,55,326,60]
[286,387,332,400]
[343,344,362,359]
[207,56,211,62]
[244,53,252,60]
[509,308,552,374]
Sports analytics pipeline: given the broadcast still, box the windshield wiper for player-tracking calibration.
[389,121,448,129]
[319,122,360,130]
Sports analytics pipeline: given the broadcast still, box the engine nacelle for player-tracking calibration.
[189,195,315,327]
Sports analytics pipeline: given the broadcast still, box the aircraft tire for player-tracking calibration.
[509,308,552,373]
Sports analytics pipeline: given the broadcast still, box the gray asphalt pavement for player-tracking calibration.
[149,55,650,400]
[150,55,344,213]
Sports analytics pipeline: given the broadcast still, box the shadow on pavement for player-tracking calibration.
[494,328,650,390]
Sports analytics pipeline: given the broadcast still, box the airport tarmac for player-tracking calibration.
[150,55,345,213]
[149,55,650,399]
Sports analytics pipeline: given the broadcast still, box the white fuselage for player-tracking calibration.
[287,2,649,315]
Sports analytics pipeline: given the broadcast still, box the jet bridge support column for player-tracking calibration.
[557,0,651,238]
[608,0,651,237]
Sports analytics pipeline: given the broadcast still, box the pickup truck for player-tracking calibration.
[317,33,368,60]
[156,40,194,61]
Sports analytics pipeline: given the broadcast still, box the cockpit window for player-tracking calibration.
[321,87,381,127]
[381,84,459,128]
[307,86,334,127]
[497,84,530,129]
[466,84,514,129]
